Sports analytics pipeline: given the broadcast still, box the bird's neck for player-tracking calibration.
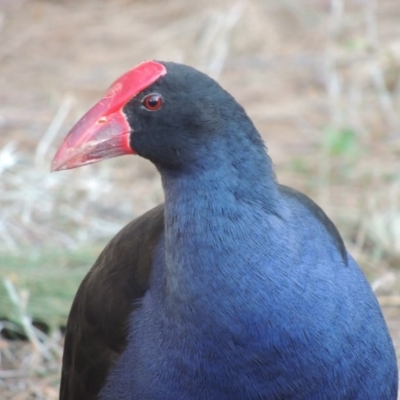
[158,143,284,311]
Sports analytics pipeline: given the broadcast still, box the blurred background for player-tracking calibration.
[0,0,399,398]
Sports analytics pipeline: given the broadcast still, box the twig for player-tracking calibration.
[0,142,18,176]
[364,0,399,135]
[370,63,400,135]
[364,0,378,50]
[3,279,53,361]
[325,0,345,127]
[329,0,344,39]
[0,369,32,378]
[34,95,74,169]
[196,1,247,80]
[377,296,400,307]
[371,272,396,292]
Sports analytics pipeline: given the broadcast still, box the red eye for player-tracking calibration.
[142,94,163,111]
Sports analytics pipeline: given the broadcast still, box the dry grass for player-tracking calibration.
[0,0,399,398]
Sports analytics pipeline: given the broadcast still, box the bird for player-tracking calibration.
[52,60,398,400]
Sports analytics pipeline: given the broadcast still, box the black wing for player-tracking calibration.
[60,204,165,400]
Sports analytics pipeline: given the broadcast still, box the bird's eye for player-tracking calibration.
[142,94,163,111]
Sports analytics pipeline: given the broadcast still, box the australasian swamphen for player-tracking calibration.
[52,61,398,400]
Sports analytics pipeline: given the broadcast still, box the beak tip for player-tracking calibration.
[50,155,68,172]
[50,159,62,172]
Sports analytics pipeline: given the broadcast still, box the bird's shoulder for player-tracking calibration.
[278,184,348,265]
[60,204,165,400]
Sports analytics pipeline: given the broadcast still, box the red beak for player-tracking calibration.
[51,61,167,171]
[50,102,133,172]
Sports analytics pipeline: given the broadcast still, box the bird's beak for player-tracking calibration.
[50,101,133,171]
[51,60,167,172]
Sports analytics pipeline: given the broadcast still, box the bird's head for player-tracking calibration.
[51,61,259,173]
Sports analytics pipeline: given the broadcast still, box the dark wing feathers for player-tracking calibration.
[60,204,165,400]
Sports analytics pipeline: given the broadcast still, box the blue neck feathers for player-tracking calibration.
[158,126,287,310]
